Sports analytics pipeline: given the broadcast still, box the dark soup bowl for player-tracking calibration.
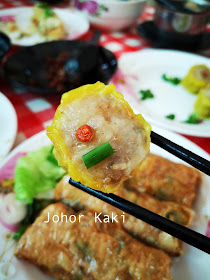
[137,0,210,51]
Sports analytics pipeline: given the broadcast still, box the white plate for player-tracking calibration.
[118,49,210,137]
[0,92,17,163]
[0,7,89,46]
[0,127,210,279]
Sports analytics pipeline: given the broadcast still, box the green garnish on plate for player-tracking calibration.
[43,7,54,17]
[139,90,154,100]
[36,3,54,17]
[162,74,181,85]
[36,2,49,9]
[166,114,175,120]
[82,142,117,169]
[183,113,202,124]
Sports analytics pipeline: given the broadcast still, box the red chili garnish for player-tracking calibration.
[33,19,39,26]
[201,70,208,79]
[76,125,92,142]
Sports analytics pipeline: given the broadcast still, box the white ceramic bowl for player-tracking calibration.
[72,0,146,31]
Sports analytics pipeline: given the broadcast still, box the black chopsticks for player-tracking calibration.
[151,131,210,176]
[69,178,210,255]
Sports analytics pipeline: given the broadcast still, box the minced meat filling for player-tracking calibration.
[59,95,148,185]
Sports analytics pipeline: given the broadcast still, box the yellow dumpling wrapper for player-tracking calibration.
[47,82,151,193]
[181,65,210,94]
[194,84,210,119]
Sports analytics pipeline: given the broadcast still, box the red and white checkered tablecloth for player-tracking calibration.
[0,0,210,154]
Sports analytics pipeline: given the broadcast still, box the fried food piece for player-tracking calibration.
[55,175,194,256]
[119,187,194,256]
[124,154,201,207]
[181,65,210,94]
[55,175,119,215]
[15,203,173,280]
[47,82,151,193]
[194,84,210,119]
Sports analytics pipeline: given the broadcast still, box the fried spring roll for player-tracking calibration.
[15,203,173,280]
[47,82,151,193]
[55,176,118,216]
[124,154,201,207]
[55,176,194,256]
[119,187,194,256]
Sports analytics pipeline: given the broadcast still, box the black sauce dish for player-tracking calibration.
[3,40,117,94]
[137,0,210,51]
[0,32,11,60]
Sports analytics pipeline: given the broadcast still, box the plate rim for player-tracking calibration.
[0,91,17,162]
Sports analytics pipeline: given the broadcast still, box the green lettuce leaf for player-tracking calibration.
[14,145,66,204]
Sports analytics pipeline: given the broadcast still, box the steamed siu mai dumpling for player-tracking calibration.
[181,65,210,94]
[47,82,151,193]
[194,84,210,119]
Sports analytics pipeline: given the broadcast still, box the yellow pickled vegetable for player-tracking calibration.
[47,82,151,193]
[194,84,210,119]
[181,65,210,94]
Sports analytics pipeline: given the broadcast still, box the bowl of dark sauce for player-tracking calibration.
[0,32,11,60]
[3,40,117,94]
[138,0,210,51]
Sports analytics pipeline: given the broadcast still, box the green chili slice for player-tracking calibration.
[82,142,117,169]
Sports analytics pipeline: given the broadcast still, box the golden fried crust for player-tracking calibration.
[126,154,202,207]
[55,175,119,216]
[15,203,172,280]
[119,188,194,256]
[55,176,194,256]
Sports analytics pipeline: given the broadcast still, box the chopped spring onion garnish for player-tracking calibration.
[36,3,54,17]
[166,114,175,120]
[165,211,180,224]
[13,225,28,241]
[162,74,181,85]
[82,142,117,169]
[139,90,154,100]
[183,113,202,124]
